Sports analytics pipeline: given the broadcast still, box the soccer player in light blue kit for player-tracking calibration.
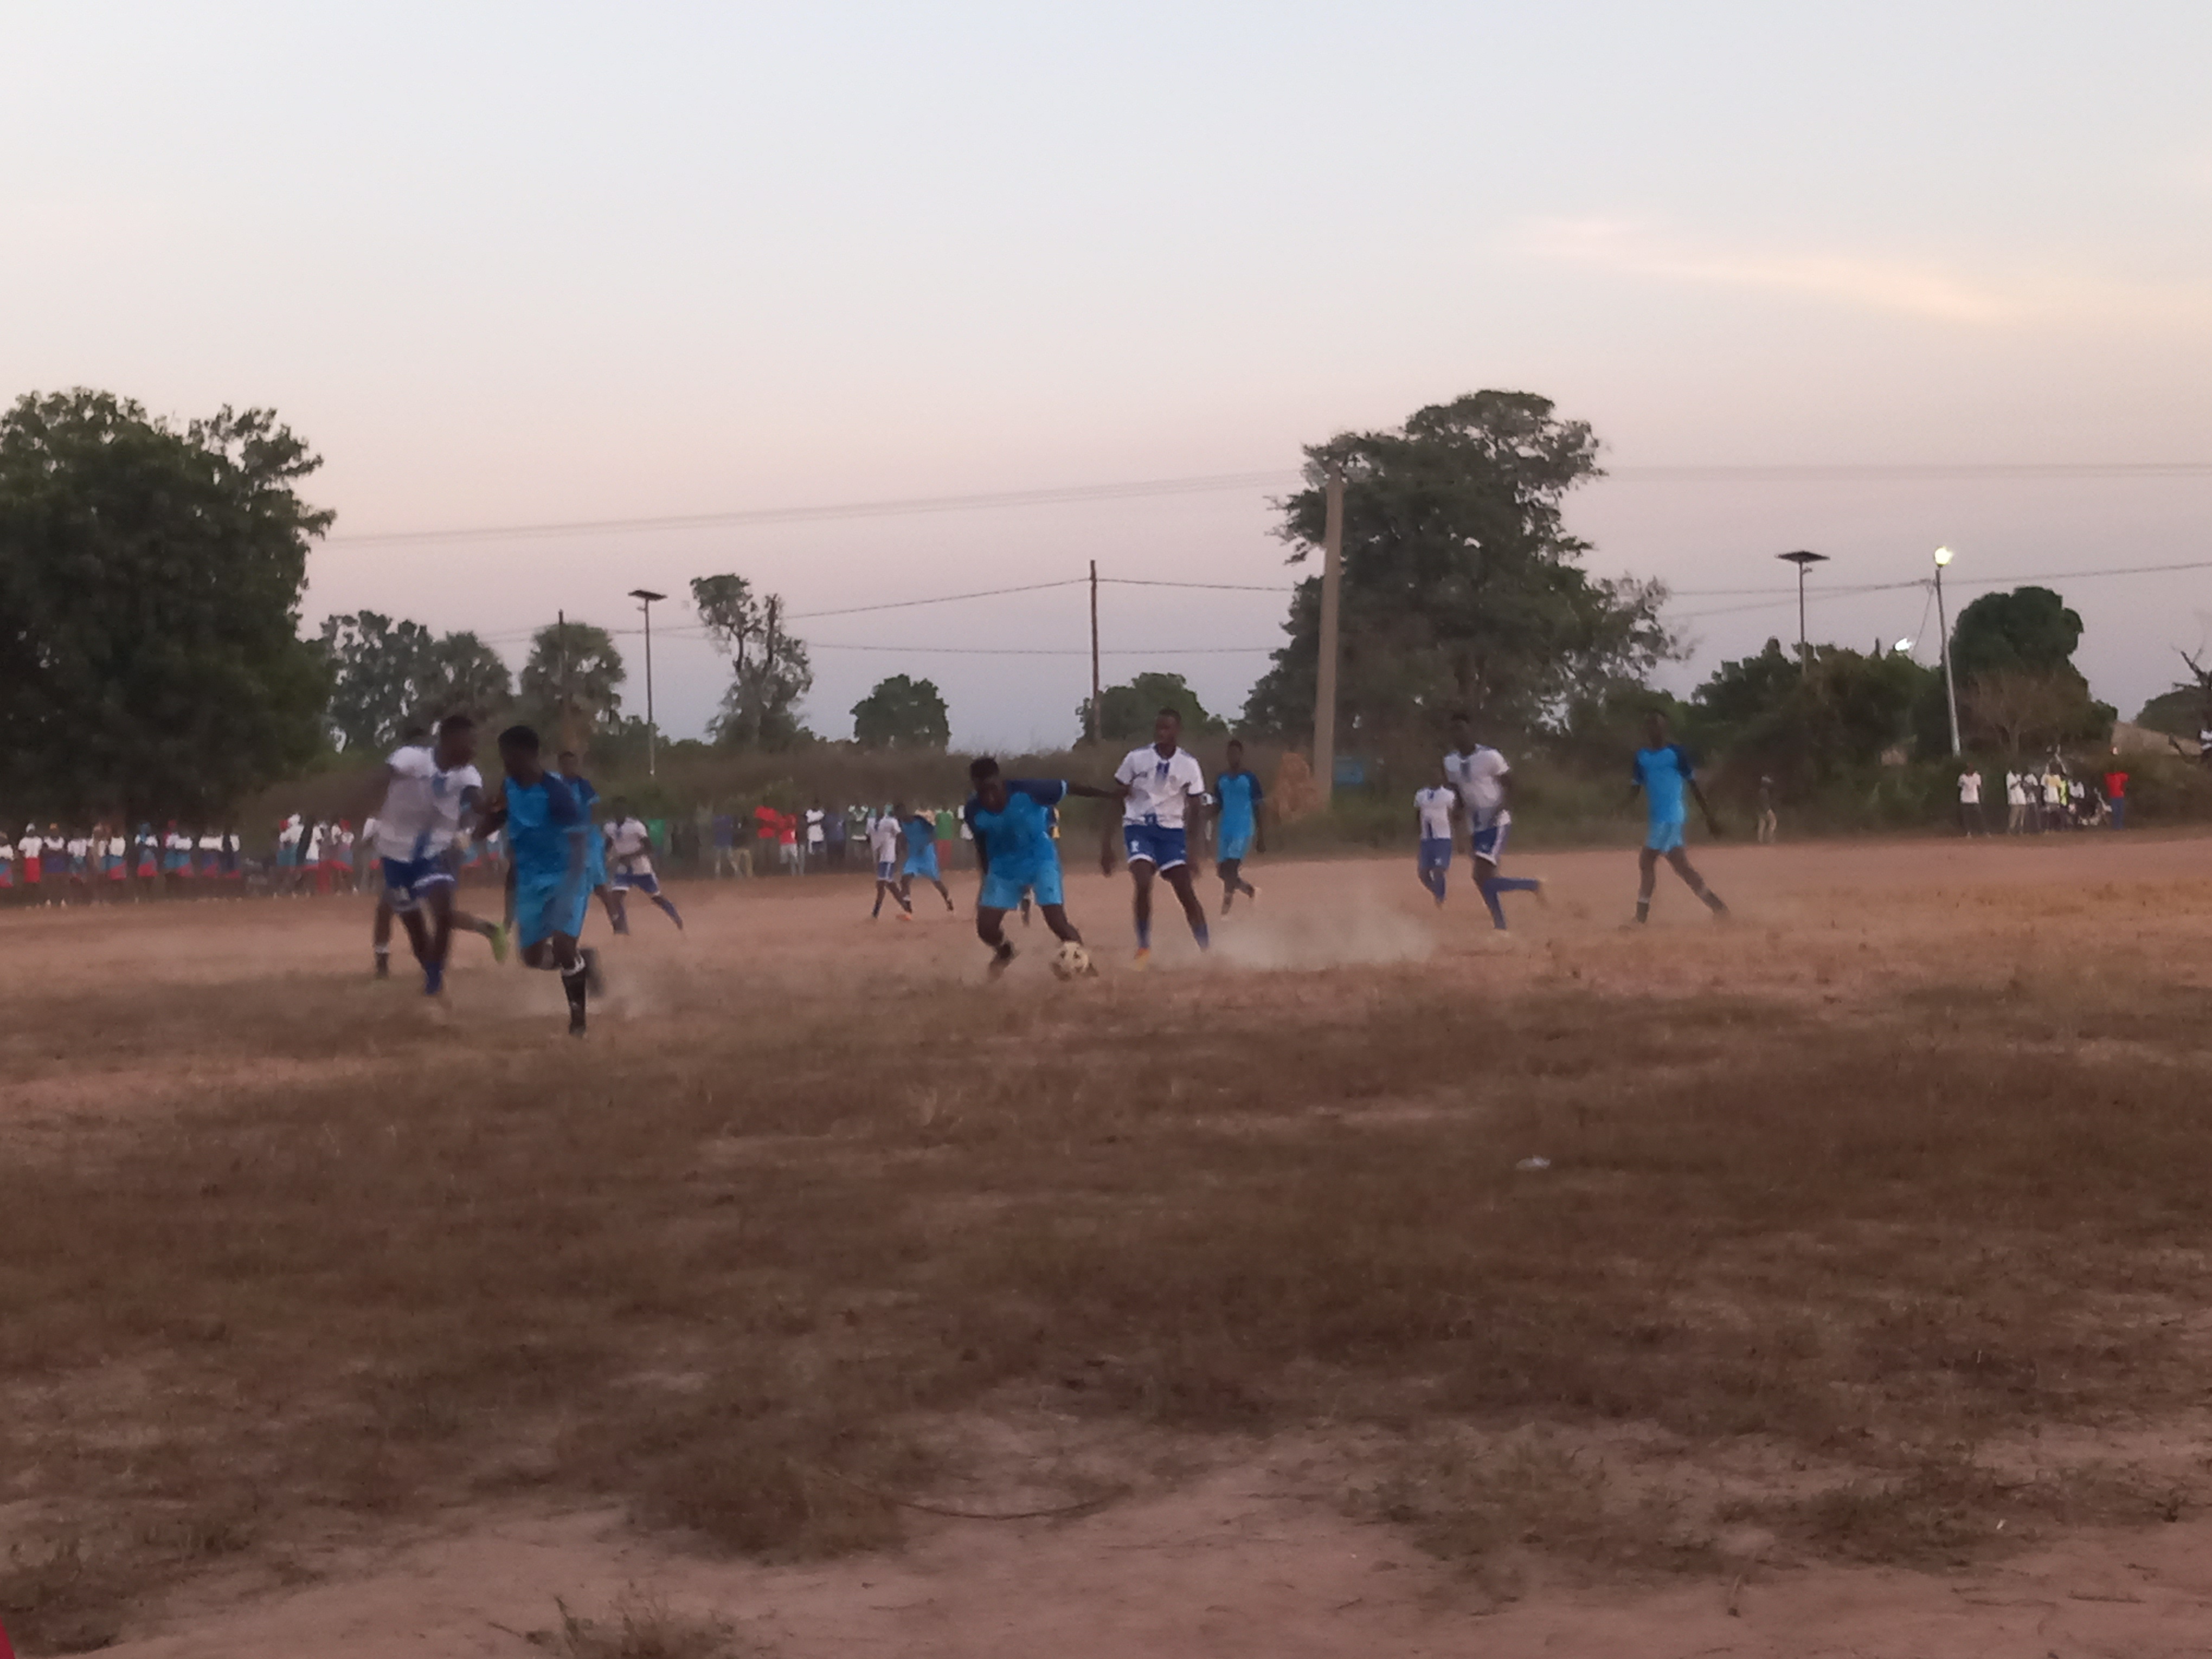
[1211,736,1265,915]
[485,725,605,1034]
[1628,710,1728,925]
[556,749,626,935]
[962,757,1120,978]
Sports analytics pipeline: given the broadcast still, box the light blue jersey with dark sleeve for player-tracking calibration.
[1632,743,1695,851]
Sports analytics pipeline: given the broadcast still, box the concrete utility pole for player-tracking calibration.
[1776,549,1828,670]
[1089,559,1102,745]
[1312,464,1345,807]
[629,588,665,776]
[556,608,573,754]
[1934,546,1962,756]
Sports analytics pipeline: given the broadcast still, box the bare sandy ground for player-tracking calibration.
[9,830,2212,1657]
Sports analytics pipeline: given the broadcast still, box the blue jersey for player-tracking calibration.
[963,780,1068,874]
[904,814,936,849]
[1632,744,1695,824]
[505,774,588,882]
[563,772,600,815]
[1216,769,1263,835]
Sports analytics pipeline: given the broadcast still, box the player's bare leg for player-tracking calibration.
[522,931,602,1035]
[372,897,395,978]
[976,904,1017,977]
[1633,846,1661,924]
[1666,847,1727,916]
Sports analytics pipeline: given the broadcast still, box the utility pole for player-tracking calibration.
[1776,549,1828,670]
[629,589,665,776]
[1311,464,1345,806]
[1088,560,1101,745]
[761,596,779,749]
[556,608,573,754]
[1934,546,1961,756]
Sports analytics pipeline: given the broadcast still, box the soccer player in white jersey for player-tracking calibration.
[1109,707,1211,965]
[1413,762,1459,908]
[370,714,507,992]
[869,803,914,921]
[603,800,684,932]
[1444,715,1544,932]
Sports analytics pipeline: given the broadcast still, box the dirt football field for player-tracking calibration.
[7,831,2212,1658]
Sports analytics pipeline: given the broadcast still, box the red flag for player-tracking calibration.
[1,1615,17,1658]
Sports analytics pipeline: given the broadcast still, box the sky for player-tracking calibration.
[6,2,2210,747]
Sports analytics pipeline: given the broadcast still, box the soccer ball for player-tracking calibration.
[1051,940,1094,980]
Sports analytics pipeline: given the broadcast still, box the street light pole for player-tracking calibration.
[1776,550,1829,668]
[1932,548,1960,757]
[628,588,666,776]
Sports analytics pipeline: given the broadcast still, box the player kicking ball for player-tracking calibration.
[1445,716,1544,931]
[1629,711,1728,925]
[369,715,507,992]
[964,757,1119,978]
[484,725,605,1035]
[1212,736,1265,915]
[1108,708,1211,966]
[603,800,684,933]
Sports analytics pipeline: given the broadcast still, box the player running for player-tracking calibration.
[369,715,509,992]
[1628,711,1729,924]
[603,800,684,933]
[1444,716,1544,931]
[1212,737,1265,915]
[555,750,625,933]
[898,801,956,913]
[1414,762,1458,908]
[964,757,1119,978]
[1109,708,1211,966]
[483,725,604,1035]
[869,805,912,921]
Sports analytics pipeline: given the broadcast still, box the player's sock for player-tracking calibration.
[561,959,588,1032]
[659,898,684,930]
[1191,919,1210,951]
[374,946,390,979]
[1697,885,1728,915]
[1135,915,1152,950]
[987,941,1015,980]
[1634,897,1651,923]
[424,961,443,996]
[1477,880,1508,930]
[872,888,884,918]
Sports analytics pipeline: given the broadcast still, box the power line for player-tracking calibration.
[321,460,2212,548]
[802,641,1277,657]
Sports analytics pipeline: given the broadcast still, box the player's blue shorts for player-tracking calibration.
[1121,822,1188,871]
[1645,815,1686,854]
[980,859,1063,912]
[1418,835,1453,873]
[1217,824,1253,862]
[1471,821,1510,865]
[612,868,660,895]
[876,859,896,882]
[381,854,456,913]
[903,845,940,881]
[515,874,590,949]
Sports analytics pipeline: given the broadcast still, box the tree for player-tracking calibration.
[518,620,624,750]
[1962,669,2104,756]
[416,631,513,724]
[1078,671,1229,746]
[319,610,438,750]
[1950,586,2086,682]
[0,389,329,822]
[1686,640,1934,784]
[1240,391,1673,749]
[851,674,950,748]
[691,573,813,750]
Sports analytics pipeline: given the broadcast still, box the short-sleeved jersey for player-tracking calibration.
[1444,747,1510,824]
[561,773,601,817]
[1632,743,1695,824]
[1414,786,1456,840]
[964,780,1068,874]
[606,816,653,875]
[868,815,903,863]
[504,774,588,882]
[376,745,484,861]
[904,814,936,849]
[1958,771,1982,803]
[1216,769,1263,833]
[1115,745,1206,828]
[804,808,826,846]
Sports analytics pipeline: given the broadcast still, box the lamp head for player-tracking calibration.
[1933,546,1954,568]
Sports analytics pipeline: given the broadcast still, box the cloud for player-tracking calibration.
[1515,219,2044,325]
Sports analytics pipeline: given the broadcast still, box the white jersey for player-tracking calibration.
[869,816,902,864]
[2004,773,2025,806]
[279,816,301,850]
[1958,771,1982,805]
[1415,787,1456,840]
[375,745,483,861]
[1444,746,1510,827]
[606,816,654,876]
[804,808,826,847]
[1114,745,1206,829]
[107,835,126,859]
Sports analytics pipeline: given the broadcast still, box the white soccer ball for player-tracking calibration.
[1051,940,1093,980]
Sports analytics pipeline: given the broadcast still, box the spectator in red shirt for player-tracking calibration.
[2103,768,2129,831]
[777,809,801,873]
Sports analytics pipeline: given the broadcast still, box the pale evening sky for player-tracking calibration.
[6,2,2210,747]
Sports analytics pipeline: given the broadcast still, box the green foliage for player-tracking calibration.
[1950,586,2084,682]
[2135,685,2205,737]
[1079,671,1228,745]
[692,573,812,751]
[518,620,625,748]
[0,388,330,821]
[1960,668,2111,755]
[419,631,513,724]
[1240,391,1673,749]
[1684,640,1935,785]
[851,674,950,749]
[318,614,513,750]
